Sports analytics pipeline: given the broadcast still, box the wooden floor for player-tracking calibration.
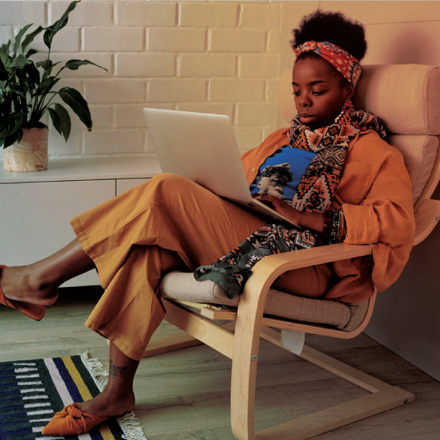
[1,287,440,440]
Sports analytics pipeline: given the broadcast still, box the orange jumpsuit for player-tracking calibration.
[71,173,331,361]
[71,130,414,361]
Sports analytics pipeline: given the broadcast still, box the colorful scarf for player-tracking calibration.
[194,102,386,298]
[290,100,387,213]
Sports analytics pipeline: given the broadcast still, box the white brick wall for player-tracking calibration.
[0,0,283,159]
[4,1,437,159]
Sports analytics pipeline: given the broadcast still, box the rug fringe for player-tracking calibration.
[81,352,148,440]
[80,351,108,390]
[117,412,149,440]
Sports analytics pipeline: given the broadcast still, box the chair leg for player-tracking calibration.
[143,332,203,357]
[230,297,267,439]
[230,329,259,440]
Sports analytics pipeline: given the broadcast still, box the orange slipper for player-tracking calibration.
[0,265,45,321]
[42,403,108,436]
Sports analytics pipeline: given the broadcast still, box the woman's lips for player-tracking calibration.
[299,113,315,123]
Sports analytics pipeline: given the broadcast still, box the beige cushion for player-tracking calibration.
[388,134,438,203]
[160,271,239,307]
[355,64,440,136]
[160,271,369,331]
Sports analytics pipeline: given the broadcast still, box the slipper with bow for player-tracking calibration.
[0,265,45,321]
[42,403,108,436]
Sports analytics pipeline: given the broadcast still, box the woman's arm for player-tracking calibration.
[340,142,415,247]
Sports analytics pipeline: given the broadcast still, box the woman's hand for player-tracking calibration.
[256,195,324,233]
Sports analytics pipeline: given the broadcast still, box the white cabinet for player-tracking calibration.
[116,178,150,195]
[0,155,160,287]
[0,180,114,286]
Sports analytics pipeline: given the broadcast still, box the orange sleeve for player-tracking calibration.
[338,133,415,292]
[341,136,415,247]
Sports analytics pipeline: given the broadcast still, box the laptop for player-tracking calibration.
[143,108,297,226]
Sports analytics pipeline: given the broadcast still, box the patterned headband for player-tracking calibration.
[294,41,362,87]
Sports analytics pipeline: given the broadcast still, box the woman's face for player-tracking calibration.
[292,56,354,130]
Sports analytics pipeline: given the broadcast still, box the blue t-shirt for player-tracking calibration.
[250,145,316,205]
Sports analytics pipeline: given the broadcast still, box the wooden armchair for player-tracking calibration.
[144,64,440,439]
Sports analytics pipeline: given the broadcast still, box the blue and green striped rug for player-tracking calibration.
[0,353,147,440]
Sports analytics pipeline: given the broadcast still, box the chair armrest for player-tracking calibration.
[245,243,373,295]
[413,198,440,246]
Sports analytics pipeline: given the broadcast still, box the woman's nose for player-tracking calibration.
[300,93,311,107]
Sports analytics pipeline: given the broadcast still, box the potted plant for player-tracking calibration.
[0,0,106,171]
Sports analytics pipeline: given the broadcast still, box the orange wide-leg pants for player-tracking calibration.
[71,173,332,361]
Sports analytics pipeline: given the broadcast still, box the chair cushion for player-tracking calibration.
[355,64,440,136]
[160,271,239,307]
[160,271,369,331]
[388,134,438,203]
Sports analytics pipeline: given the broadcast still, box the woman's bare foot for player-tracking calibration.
[76,344,139,419]
[1,238,95,307]
[77,387,135,419]
[0,265,58,306]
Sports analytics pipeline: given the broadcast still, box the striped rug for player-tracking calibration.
[0,353,147,440]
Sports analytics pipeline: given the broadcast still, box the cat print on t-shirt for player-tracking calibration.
[250,146,316,205]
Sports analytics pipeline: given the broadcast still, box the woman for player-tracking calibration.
[0,10,414,436]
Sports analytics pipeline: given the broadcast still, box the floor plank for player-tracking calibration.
[1,287,439,439]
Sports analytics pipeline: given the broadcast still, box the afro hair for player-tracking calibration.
[291,10,367,61]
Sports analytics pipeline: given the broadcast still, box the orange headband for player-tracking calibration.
[294,41,361,87]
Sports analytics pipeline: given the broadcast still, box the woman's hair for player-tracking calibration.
[291,10,367,61]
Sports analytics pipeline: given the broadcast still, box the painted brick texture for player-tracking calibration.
[2,1,440,159]
[0,0,283,158]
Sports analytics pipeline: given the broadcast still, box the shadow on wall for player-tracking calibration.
[388,28,437,64]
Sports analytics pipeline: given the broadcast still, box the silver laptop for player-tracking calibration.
[143,108,297,226]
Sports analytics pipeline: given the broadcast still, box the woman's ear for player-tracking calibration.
[345,84,355,101]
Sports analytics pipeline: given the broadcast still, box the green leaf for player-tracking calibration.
[0,41,11,58]
[2,131,21,148]
[9,54,31,69]
[36,76,60,96]
[0,113,23,146]
[13,23,33,54]
[43,1,79,49]
[0,58,7,81]
[48,103,71,141]
[36,58,53,70]
[0,43,9,57]
[64,59,108,72]
[23,62,40,89]
[58,87,92,130]
[21,25,44,52]
[25,48,39,58]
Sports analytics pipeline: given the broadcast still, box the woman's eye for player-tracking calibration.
[312,90,325,96]
[292,90,300,96]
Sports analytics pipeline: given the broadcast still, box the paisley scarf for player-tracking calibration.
[194,102,386,298]
[290,100,387,213]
